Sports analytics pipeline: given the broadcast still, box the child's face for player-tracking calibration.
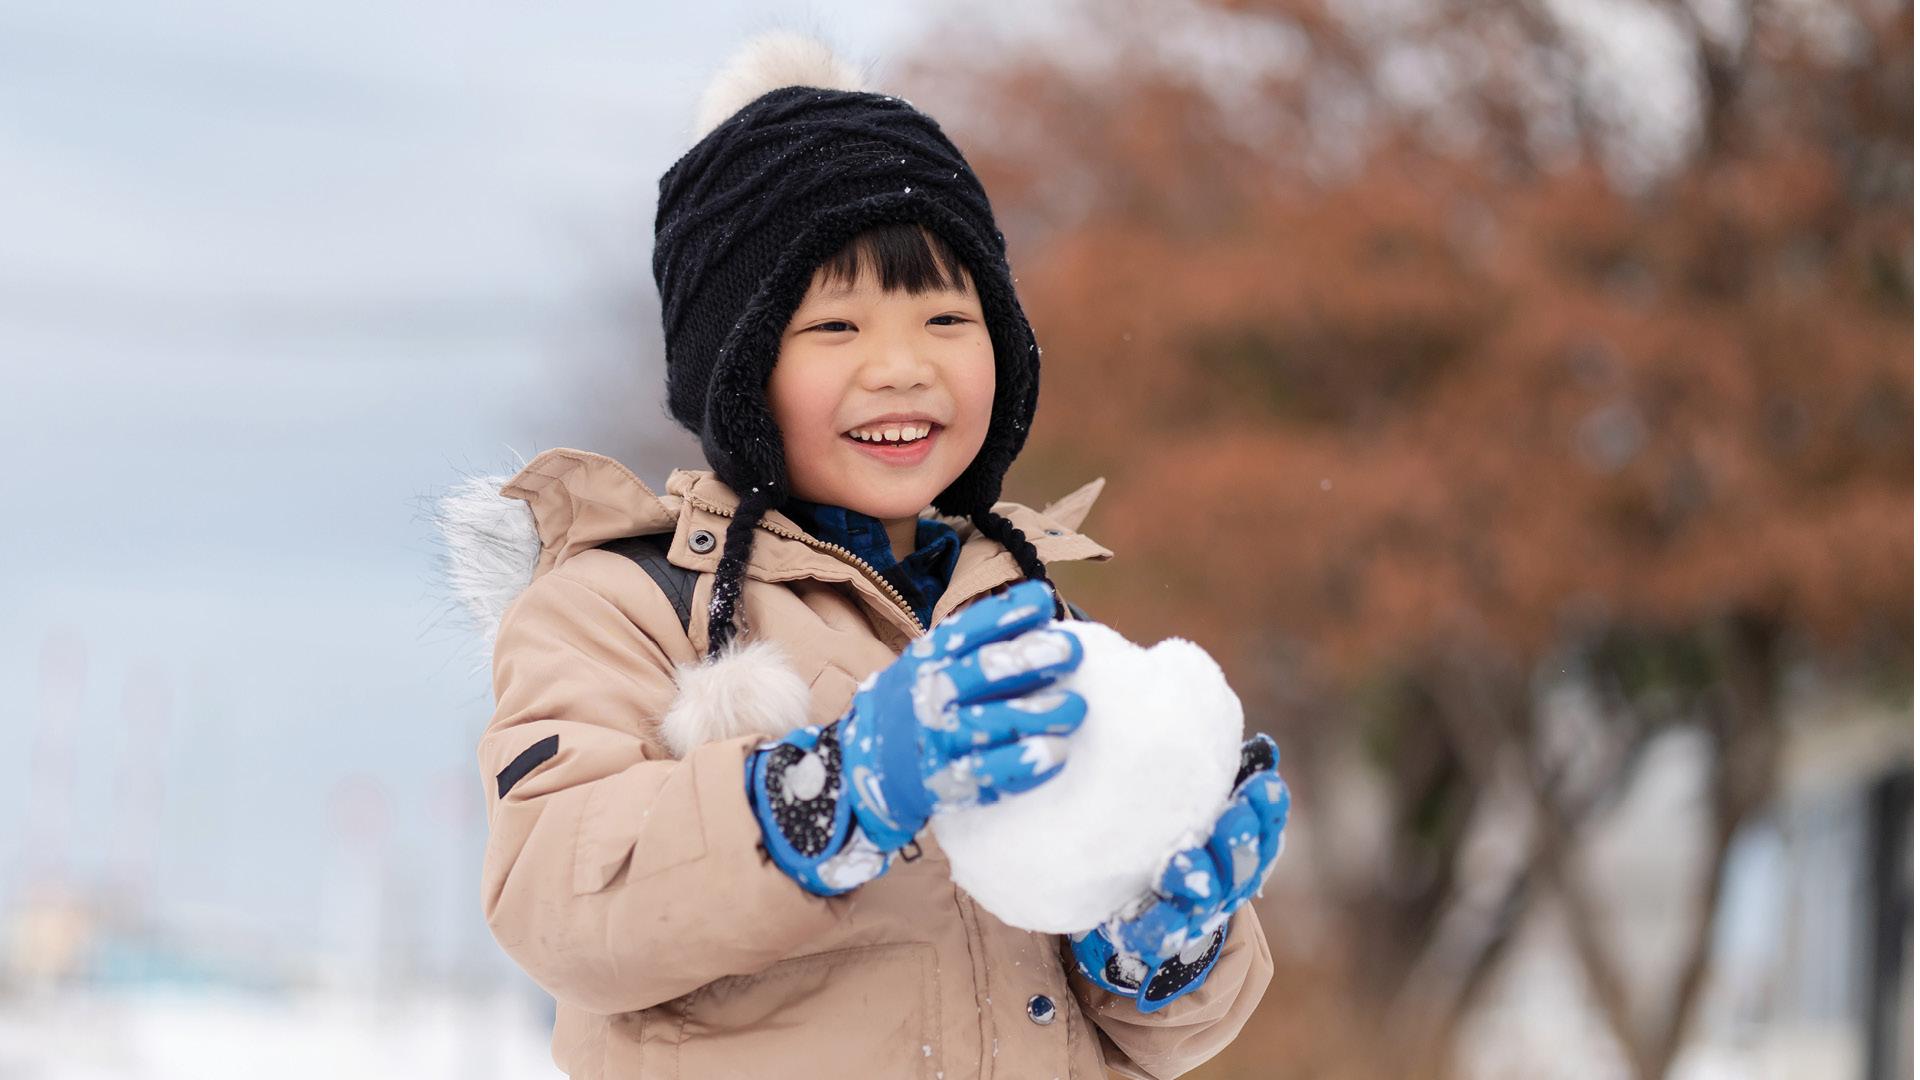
[768,262,995,521]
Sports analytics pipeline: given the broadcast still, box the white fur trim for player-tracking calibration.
[660,637,813,757]
[693,31,870,140]
[428,461,540,656]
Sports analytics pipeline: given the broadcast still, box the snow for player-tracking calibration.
[931,620,1243,932]
[0,985,561,1079]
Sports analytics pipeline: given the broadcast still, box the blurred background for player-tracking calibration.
[0,0,1909,1077]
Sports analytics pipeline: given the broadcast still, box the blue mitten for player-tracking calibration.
[748,579,1088,895]
[1070,733,1290,1012]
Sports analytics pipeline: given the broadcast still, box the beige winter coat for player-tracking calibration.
[462,447,1273,1079]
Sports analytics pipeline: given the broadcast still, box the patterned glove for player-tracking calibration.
[747,579,1088,896]
[1070,733,1290,1013]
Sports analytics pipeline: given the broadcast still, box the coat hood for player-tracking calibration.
[429,447,1109,666]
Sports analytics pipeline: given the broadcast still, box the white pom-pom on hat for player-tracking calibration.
[694,30,873,141]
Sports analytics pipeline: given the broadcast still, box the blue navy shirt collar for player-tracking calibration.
[780,496,963,629]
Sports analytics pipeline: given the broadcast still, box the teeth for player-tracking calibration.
[849,424,932,443]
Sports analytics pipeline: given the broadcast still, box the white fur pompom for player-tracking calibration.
[660,637,813,757]
[693,30,870,140]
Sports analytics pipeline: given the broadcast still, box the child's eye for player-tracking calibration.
[929,314,969,326]
[809,321,854,333]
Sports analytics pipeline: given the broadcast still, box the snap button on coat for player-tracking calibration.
[1027,994,1057,1025]
[689,528,717,553]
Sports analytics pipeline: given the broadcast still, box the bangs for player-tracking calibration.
[814,221,974,295]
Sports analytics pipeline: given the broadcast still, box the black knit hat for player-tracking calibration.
[654,35,1058,656]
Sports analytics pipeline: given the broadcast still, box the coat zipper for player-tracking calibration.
[683,493,928,635]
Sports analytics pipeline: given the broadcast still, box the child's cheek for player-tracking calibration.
[767,345,847,488]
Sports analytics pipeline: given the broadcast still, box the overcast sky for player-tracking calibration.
[0,0,949,985]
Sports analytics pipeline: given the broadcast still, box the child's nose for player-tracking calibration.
[859,337,937,390]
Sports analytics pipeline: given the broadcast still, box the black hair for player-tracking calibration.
[811,221,976,296]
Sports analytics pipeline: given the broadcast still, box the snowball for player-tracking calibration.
[930,620,1244,933]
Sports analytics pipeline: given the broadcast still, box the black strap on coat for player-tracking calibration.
[596,534,697,635]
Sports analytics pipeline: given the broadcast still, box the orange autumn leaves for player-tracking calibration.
[913,12,1911,694]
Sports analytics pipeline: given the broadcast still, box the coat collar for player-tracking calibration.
[662,463,1114,636]
[438,446,1113,649]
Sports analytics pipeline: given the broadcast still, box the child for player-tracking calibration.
[444,32,1287,1079]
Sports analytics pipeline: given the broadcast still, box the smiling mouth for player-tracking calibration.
[842,424,941,462]
[842,422,943,446]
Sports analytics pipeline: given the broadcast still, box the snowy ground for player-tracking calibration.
[0,986,562,1079]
